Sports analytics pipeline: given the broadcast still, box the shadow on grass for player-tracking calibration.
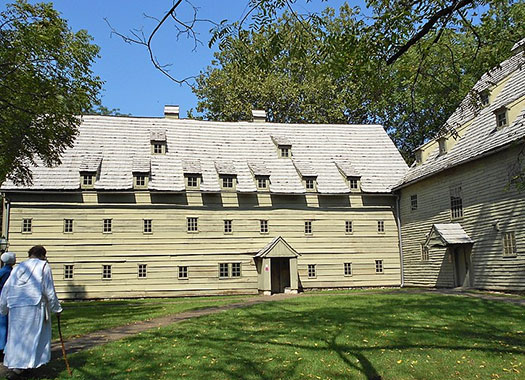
[25,293,525,380]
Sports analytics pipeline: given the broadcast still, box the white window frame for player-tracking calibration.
[377,220,385,233]
[224,219,233,234]
[256,177,268,189]
[219,263,229,278]
[152,142,166,155]
[495,109,508,129]
[344,262,352,276]
[186,175,199,188]
[304,220,312,235]
[375,259,384,274]
[307,264,316,279]
[231,263,242,277]
[178,266,188,279]
[81,173,95,189]
[134,174,148,189]
[187,217,198,233]
[64,264,74,280]
[22,218,32,233]
[103,219,112,234]
[345,220,353,234]
[279,146,291,158]
[102,264,112,280]
[348,178,359,191]
[143,219,152,234]
[138,264,147,279]
[64,219,74,233]
[304,178,316,191]
[260,220,269,234]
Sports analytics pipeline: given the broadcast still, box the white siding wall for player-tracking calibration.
[400,144,525,290]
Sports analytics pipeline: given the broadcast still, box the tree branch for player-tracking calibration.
[386,0,476,65]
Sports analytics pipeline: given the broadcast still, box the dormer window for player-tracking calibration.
[150,129,167,155]
[279,146,291,158]
[480,90,490,106]
[438,137,447,156]
[152,142,166,155]
[80,172,95,189]
[185,175,200,189]
[256,176,269,190]
[303,177,317,192]
[220,175,236,191]
[133,174,149,189]
[348,178,359,191]
[495,107,508,129]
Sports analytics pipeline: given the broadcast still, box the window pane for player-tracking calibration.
[178,266,188,279]
[450,186,463,219]
[64,265,74,280]
[231,263,241,277]
[305,221,312,234]
[345,221,353,234]
[260,220,268,233]
[344,263,352,276]
[219,263,229,278]
[224,220,232,233]
[103,265,112,279]
[308,264,316,278]
[187,217,198,232]
[375,260,384,273]
[138,264,147,278]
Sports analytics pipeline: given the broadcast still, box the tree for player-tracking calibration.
[0,0,102,185]
[193,2,523,161]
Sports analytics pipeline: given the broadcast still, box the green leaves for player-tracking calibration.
[0,0,102,185]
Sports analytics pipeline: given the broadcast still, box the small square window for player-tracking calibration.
[304,220,312,235]
[103,219,112,233]
[411,195,418,211]
[260,220,269,234]
[64,265,74,280]
[64,219,73,233]
[308,264,316,278]
[22,218,32,233]
[377,220,385,233]
[187,217,198,232]
[219,263,229,278]
[222,177,234,188]
[375,260,384,273]
[138,264,147,278]
[503,231,517,257]
[224,220,233,234]
[143,219,152,234]
[421,244,429,261]
[257,177,268,189]
[280,147,290,157]
[231,263,241,277]
[187,176,199,188]
[134,175,147,188]
[102,265,112,279]
[345,221,353,234]
[152,143,165,154]
[349,178,359,190]
[82,175,93,186]
[496,109,508,129]
[178,266,188,279]
[344,262,352,276]
[305,179,315,190]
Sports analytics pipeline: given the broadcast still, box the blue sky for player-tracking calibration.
[6,0,356,117]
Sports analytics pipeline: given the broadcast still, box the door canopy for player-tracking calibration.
[424,223,474,248]
[255,236,300,258]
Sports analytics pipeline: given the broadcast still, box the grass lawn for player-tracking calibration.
[52,295,250,340]
[36,291,525,380]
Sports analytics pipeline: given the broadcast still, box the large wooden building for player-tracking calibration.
[3,41,524,298]
[0,109,408,299]
[394,39,525,291]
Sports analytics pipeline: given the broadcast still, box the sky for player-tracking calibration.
[4,0,356,117]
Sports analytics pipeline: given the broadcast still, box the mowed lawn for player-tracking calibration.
[52,295,250,340]
[35,291,525,380]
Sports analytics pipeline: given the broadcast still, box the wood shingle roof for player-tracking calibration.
[2,119,408,193]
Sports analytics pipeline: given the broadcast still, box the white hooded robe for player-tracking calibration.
[0,258,62,369]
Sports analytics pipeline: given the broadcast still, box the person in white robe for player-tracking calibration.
[0,245,62,373]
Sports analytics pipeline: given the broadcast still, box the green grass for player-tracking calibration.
[34,291,525,380]
[52,295,250,340]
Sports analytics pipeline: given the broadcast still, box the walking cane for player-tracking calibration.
[57,314,72,376]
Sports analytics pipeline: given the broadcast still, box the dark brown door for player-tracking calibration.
[271,258,291,293]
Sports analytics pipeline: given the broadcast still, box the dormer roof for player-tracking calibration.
[215,160,236,176]
[150,129,166,142]
[79,154,102,172]
[182,159,202,174]
[132,157,151,173]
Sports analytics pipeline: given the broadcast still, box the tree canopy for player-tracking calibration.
[193,1,524,161]
[0,0,102,185]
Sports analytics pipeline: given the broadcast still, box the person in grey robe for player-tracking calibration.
[0,245,62,377]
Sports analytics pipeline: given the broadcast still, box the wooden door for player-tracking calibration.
[271,258,290,293]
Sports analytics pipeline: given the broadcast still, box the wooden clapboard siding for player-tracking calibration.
[4,193,401,298]
[399,144,525,290]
